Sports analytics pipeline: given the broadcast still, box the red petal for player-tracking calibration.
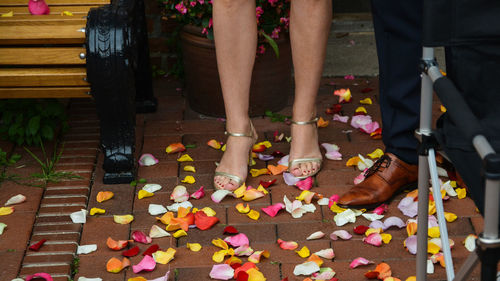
[364,270,380,279]
[230,263,242,270]
[236,271,249,281]
[142,244,160,256]
[259,179,277,188]
[252,145,266,153]
[361,87,374,93]
[354,111,367,116]
[333,104,342,114]
[223,226,239,234]
[122,246,140,257]
[353,225,369,235]
[281,278,289,281]
[29,239,47,251]
[271,151,284,158]
[234,262,257,279]
[195,210,219,230]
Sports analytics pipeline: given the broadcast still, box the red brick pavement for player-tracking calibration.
[0,77,483,280]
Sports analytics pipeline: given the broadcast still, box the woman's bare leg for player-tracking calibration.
[212,0,257,190]
[289,0,332,177]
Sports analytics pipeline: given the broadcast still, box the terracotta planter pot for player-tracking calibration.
[180,25,292,117]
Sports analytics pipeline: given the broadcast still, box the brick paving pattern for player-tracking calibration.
[0,77,484,280]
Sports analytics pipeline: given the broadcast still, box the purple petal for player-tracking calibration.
[333,114,349,123]
[368,220,386,230]
[405,235,418,254]
[258,153,275,161]
[350,115,373,129]
[428,215,439,228]
[325,150,342,160]
[383,216,406,229]
[209,264,234,280]
[397,196,418,217]
[278,155,289,166]
[283,172,300,186]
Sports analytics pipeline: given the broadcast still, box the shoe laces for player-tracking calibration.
[364,154,392,178]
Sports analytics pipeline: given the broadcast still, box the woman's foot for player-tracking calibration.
[214,121,257,191]
[288,118,322,178]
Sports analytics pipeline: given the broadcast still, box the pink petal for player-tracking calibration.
[330,230,352,240]
[190,186,205,200]
[277,239,299,250]
[224,233,249,247]
[283,172,300,186]
[26,273,53,281]
[353,171,366,184]
[314,248,335,259]
[138,153,159,166]
[261,203,285,217]
[132,230,152,244]
[349,257,374,269]
[398,196,419,217]
[363,233,382,247]
[360,121,380,134]
[234,244,254,256]
[211,189,234,203]
[428,215,439,228]
[369,220,386,230]
[333,114,349,123]
[328,194,340,208]
[132,255,156,273]
[383,216,406,229]
[295,177,313,191]
[373,204,388,215]
[170,185,189,202]
[306,231,325,240]
[149,271,170,281]
[344,75,355,80]
[321,143,339,153]
[405,235,418,254]
[209,264,234,280]
[350,115,373,129]
[325,150,342,160]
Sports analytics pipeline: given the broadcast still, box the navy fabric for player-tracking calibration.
[370,0,423,165]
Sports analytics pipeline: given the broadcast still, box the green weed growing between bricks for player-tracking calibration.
[0,148,22,184]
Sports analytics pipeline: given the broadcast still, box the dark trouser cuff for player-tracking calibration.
[385,147,418,165]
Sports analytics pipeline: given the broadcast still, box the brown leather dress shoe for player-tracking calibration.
[338,152,418,209]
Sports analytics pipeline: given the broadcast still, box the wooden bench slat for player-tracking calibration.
[0,68,88,87]
[2,0,109,6]
[0,25,86,44]
[0,47,86,65]
[0,5,99,15]
[0,15,87,24]
[0,87,91,98]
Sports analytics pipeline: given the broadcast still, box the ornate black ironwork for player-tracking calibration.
[86,0,156,184]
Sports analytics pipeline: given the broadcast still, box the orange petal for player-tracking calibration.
[236,203,250,214]
[166,143,185,154]
[106,257,124,273]
[242,189,265,201]
[106,237,129,250]
[374,262,392,279]
[156,212,174,225]
[177,206,192,218]
[207,139,222,149]
[96,191,114,203]
[317,117,330,128]
[346,156,361,167]
[267,164,288,175]
[307,253,323,267]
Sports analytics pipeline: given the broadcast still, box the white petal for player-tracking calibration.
[317,198,330,206]
[77,244,97,255]
[283,195,294,213]
[330,230,352,240]
[150,225,171,238]
[211,189,233,203]
[302,204,316,213]
[0,223,6,235]
[362,213,384,221]
[291,208,307,219]
[314,248,335,259]
[166,201,193,212]
[334,209,356,226]
[142,184,162,193]
[437,166,448,177]
[171,185,189,202]
[427,259,434,274]
[148,204,168,216]
[293,261,320,276]
[321,143,339,153]
[306,231,325,240]
[441,180,457,197]
[138,153,159,166]
[70,209,88,223]
[464,234,477,252]
[4,194,26,206]
[78,278,103,281]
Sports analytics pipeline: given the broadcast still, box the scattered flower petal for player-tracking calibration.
[4,194,26,206]
[184,165,196,172]
[293,261,320,276]
[334,209,356,226]
[306,231,325,240]
[25,273,53,281]
[248,250,270,263]
[194,210,219,230]
[277,239,298,250]
[398,196,418,217]
[296,177,313,191]
[138,153,159,166]
[142,184,162,193]
[166,143,185,154]
[296,246,310,258]
[29,239,47,251]
[381,233,392,244]
[330,230,352,240]
[122,246,140,257]
[207,139,222,149]
[355,106,367,114]
[181,176,196,184]
[106,257,130,273]
[317,117,330,128]
[211,189,234,203]
[283,172,300,186]
[89,208,105,216]
[404,235,417,254]
[359,98,373,105]
[132,230,152,244]
[187,243,202,252]
[177,154,193,162]
[142,244,160,257]
[96,191,114,203]
[362,213,384,221]
[258,153,275,161]
[225,233,249,247]
[224,226,239,234]
[190,186,205,199]
[267,164,288,175]
[153,248,176,264]
[210,264,234,280]
[77,244,97,255]
[314,248,335,259]
[148,204,167,216]
[138,190,154,199]
[113,214,134,224]
[70,209,87,223]
[464,234,477,252]
[317,198,330,205]
[333,114,349,123]
[363,233,382,246]
[456,188,467,199]
[334,88,352,103]
[171,185,189,202]
[247,209,260,220]
[166,201,193,212]
[250,168,270,177]
[150,225,171,238]
[350,257,374,268]
[261,203,285,217]
[383,216,406,230]
[242,189,265,201]
[173,229,187,238]
[106,237,128,250]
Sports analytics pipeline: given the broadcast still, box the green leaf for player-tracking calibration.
[41,125,54,140]
[184,144,197,148]
[28,116,41,135]
[260,32,280,58]
[138,178,147,183]
[130,181,137,187]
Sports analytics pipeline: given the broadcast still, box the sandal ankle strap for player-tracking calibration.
[291,117,319,125]
[225,121,256,138]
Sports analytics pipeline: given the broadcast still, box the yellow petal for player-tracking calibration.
[359,98,373,105]
[450,181,457,187]
[181,175,196,184]
[152,248,176,264]
[406,277,416,281]
[0,207,14,216]
[242,189,265,201]
[296,190,315,204]
[367,148,384,159]
[250,168,270,177]
[207,139,222,149]
[256,141,272,148]
[186,243,202,252]
[236,203,251,214]
[428,201,436,215]
[183,165,196,172]
[173,229,187,238]
[138,190,154,199]
[381,233,392,244]
[113,215,134,224]
[247,209,260,220]
[317,117,330,128]
[247,268,266,281]
[406,189,419,198]
[428,226,440,238]
[166,223,181,232]
[440,105,447,112]
[428,241,440,254]
[61,11,74,16]
[1,11,14,17]
[256,185,269,195]
[456,188,467,199]
[212,249,229,263]
[96,191,114,203]
[329,202,346,213]
[221,144,226,152]
[201,207,216,216]
[212,238,229,250]
[355,106,367,114]
[444,212,457,222]
[296,246,310,258]
[233,183,247,198]
[225,256,242,265]
[406,221,418,237]
[128,277,147,281]
[346,156,361,167]
[156,212,174,225]
[89,208,105,216]
[365,228,382,236]
[177,154,193,162]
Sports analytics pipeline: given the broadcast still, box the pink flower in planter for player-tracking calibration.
[198,0,204,4]
[257,45,266,54]
[271,27,281,39]
[256,6,264,19]
[280,17,290,28]
[268,0,278,6]
[175,3,187,14]
[209,18,213,28]
[190,1,196,7]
